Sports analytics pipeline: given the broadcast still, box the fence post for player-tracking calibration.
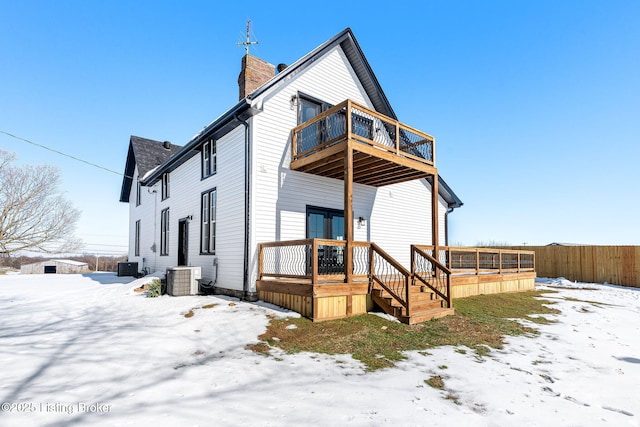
[312,239,319,284]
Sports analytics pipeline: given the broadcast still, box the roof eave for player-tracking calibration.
[142,99,259,185]
[246,28,395,118]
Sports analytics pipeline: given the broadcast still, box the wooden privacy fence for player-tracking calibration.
[501,246,640,288]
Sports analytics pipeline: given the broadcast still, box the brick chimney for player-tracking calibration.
[238,54,275,100]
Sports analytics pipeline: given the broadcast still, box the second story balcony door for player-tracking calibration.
[299,97,323,151]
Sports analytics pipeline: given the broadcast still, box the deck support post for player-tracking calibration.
[431,173,440,263]
[344,121,354,315]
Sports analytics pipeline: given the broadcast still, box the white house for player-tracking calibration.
[120,28,472,323]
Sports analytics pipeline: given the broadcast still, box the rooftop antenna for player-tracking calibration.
[237,19,259,55]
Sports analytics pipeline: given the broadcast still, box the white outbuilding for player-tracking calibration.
[20,259,89,275]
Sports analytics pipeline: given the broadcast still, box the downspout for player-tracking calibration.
[445,207,454,247]
[234,114,257,301]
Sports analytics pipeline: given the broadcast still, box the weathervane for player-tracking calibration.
[237,19,259,55]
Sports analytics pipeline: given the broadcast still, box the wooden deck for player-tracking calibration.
[257,240,536,324]
[260,103,536,323]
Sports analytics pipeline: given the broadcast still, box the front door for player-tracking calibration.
[178,219,189,266]
[307,206,344,274]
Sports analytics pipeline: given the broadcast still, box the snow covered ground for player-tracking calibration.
[0,273,638,426]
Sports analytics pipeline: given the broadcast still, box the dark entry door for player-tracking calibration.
[178,219,189,266]
[307,207,344,274]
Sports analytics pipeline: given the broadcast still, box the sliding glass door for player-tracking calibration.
[307,206,345,275]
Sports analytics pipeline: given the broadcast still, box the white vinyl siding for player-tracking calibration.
[251,47,372,248]
[126,129,244,290]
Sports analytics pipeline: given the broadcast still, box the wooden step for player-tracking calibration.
[370,283,454,324]
[410,298,444,311]
[405,307,455,325]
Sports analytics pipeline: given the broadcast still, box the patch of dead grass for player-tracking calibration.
[183,303,219,318]
[250,290,561,371]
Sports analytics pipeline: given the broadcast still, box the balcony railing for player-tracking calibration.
[414,246,536,275]
[291,100,435,166]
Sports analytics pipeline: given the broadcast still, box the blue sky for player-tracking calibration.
[1,0,639,254]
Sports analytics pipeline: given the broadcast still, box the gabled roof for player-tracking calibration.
[248,27,396,118]
[119,136,182,203]
[140,28,396,186]
[122,28,462,208]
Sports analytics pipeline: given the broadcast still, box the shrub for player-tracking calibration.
[146,279,162,298]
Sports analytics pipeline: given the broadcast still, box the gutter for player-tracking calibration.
[234,114,258,302]
[142,99,253,185]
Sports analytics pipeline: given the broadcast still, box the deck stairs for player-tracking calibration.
[370,280,454,325]
[367,243,454,324]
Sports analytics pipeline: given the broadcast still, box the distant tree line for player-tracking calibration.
[0,254,127,272]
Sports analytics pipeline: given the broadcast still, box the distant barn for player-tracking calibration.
[20,259,90,275]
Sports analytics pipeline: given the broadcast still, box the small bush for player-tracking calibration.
[146,279,162,298]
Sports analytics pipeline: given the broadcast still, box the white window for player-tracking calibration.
[160,208,169,256]
[161,172,170,200]
[201,188,216,254]
[202,140,216,178]
[135,220,141,256]
[136,181,141,206]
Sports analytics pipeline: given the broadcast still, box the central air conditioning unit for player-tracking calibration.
[166,266,202,296]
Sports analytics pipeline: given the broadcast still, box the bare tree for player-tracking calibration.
[0,150,82,255]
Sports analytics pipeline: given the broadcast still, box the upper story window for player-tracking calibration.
[161,172,170,200]
[136,181,142,206]
[200,188,216,254]
[160,208,170,256]
[202,139,216,179]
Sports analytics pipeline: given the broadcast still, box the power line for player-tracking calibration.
[0,130,131,178]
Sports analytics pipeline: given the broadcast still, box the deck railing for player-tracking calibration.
[258,239,411,312]
[291,100,435,166]
[411,245,452,308]
[258,239,371,283]
[370,243,412,317]
[414,246,536,275]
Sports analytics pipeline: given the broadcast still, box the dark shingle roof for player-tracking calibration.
[119,136,182,202]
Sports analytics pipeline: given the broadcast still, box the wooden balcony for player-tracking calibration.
[291,100,437,187]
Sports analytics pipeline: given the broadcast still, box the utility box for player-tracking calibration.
[166,266,202,296]
[117,262,139,277]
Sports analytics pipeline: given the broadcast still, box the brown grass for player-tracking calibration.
[250,290,560,371]
[183,303,219,318]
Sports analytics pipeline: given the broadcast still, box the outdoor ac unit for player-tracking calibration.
[166,266,202,296]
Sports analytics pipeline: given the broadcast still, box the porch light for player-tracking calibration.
[290,94,298,110]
